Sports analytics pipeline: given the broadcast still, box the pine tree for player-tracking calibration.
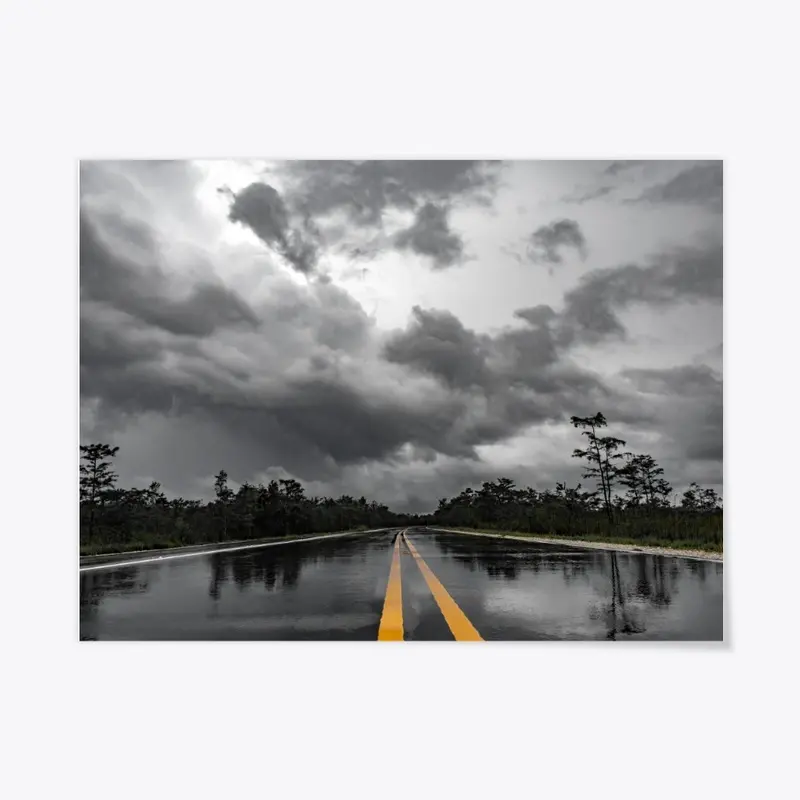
[79,444,119,539]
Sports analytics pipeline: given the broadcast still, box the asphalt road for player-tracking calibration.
[79,528,723,641]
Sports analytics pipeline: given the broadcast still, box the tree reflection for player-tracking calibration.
[206,547,306,599]
[635,557,653,599]
[80,566,149,609]
[434,536,523,581]
[687,559,708,582]
[208,553,228,601]
[588,552,688,638]
[652,558,674,607]
[203,539,379,600]
[605,552,646,639]
[560,559,589,585]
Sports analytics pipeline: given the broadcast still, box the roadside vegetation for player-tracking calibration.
[425,414,722,553]
[80,412,722,556]
[79,444,410,556]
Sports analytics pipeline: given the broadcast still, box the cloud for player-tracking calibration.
[560,162,650,204]
[557,239,723,344]
[80,209,259,337]
[393,203,466,269]
[267,160,503,266]
[621,364,721,396]
[632,162,722,211]
[276,160,503,228]
[561,185,615,204]
[382,304,620,436]
[563,161,722,212]
[83,187,541,484]
[513,305,558,327]
[383,306,493,389]
[620,364,723,467]
[228,182,320,274]
[525,219,587,267]
[604,160,649,176]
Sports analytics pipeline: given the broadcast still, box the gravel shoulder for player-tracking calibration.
[430,527,723,563]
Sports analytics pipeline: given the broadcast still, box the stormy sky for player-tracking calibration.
[79,159,723,512]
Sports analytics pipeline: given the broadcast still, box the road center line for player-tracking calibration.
[377,533,404,641]
[403,533,484,642]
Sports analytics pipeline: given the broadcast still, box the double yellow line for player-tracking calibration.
[378,530,484,641]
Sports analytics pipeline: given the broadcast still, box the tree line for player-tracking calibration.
[425,413,722,550]
[80,412,722,555]
[79,443,414,555]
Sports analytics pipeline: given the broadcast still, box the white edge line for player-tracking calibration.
[79,529,389,572]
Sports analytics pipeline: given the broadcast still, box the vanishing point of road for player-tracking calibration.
[79,528,723,641]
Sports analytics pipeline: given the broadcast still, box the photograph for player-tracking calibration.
[79,159,723,641]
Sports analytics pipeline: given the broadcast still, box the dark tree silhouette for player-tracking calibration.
[570,413,627,521]
[619,453,672,509]
[79,444,413,554]
[79,444,119,540]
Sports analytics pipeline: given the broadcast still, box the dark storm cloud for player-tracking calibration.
[82,252,620,481]
[80,209,259,337]
[393,203,466,269]
[80,308,481,472]
[382,304,617,435]
[260,376,479,463]
[383,306,492,389]
[276,160,503,228]
[526,219,587,267]
[557,240,723,344]
[266,160,503,268]
[80,303,166,371]
[265,275,373,352]
[228,182,320,274]
[79,198,482,470]
[631,162,722,211]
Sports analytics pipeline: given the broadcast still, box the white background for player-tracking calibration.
[2,1,798,798]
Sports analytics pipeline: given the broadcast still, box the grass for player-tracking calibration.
[79,527,377,558]
[438,526,723,554]
[80,537,188,557]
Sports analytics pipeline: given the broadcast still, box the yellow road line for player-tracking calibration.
[377,533,404,641]
[403,533,484,642]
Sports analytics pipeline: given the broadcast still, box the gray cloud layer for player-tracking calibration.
[558,240,722,343]
[563,160,722,212]
[633,162,723,212]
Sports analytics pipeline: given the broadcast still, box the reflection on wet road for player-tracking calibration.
[80,529,723,641]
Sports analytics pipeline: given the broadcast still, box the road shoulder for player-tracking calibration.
[79,528,391,568]
[429,527,723,563]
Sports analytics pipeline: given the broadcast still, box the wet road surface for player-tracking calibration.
[80,528,723,641]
